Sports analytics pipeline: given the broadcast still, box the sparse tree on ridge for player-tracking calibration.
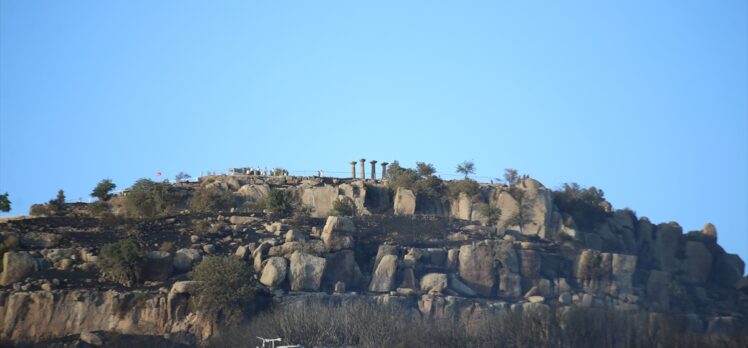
[175,172,192,183]
[91,179,117,201]
[456,161,475,179]
[50,189,66,214]
[416,162,436,177]
[0,193,10,212]
[504,168,520,185]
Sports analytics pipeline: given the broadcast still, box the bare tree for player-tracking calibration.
[175,172,192,183]
[456,160,475,178]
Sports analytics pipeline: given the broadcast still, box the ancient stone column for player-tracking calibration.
[350,161,357,179]
[381,162,389,179]
[359,159,366,180]
[370,160,378,180]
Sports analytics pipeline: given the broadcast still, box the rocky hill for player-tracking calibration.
[0,173,746,347]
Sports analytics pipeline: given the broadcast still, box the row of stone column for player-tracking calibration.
[349,159,389,180]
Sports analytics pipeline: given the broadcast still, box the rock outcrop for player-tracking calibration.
[288,251,326,292]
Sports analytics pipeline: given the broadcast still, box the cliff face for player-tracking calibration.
[0,174,746,345]
[0,287,211,343]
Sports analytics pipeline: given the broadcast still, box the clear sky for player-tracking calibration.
[1,1,746,265]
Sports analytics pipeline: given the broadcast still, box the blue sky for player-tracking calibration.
[1,1,746,264]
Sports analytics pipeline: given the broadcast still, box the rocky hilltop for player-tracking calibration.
[0,172,746,346]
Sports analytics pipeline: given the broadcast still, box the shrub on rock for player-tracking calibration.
[97,239,145,286]
[330,197,357,217]
[263,188,294,216]
[123,179,180,218]
[190,255,256,326]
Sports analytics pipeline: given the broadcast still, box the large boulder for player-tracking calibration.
[499,270,522,298]
[369,254,398,292]
[301,185,339,217]
[80,331,104,346]
[144,251,173,281]
[712,253,745,288]
[321,216,355,251]
[518,179,554,239]
[374,245,398,270]
[493,240,519,273]
[322,250,365,290]
[288,251,326,291]
[683,241,712,284]
[458,243,496,297]
[519,249,541,279]
[495,190,519,228]
[448,274,477,297]
[394,188,416,215]
[647,270,671,310]
[654,222,682,272]
[173,248,202,273]
[260,257,288,288]
[636,217,655,245]
[0,251,37,286]
[237,184,269,202]
[701,223,717,242]
[229,216,261,225]
[420,273,448,293]
[446,249,459,270]
[451,192,473,220]
[611,253,637,294]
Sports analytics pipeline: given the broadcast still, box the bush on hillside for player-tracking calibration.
[447,178,480,200]
[29,204,51,217]
[124,179,180,218]
[87,200,111,218]
[98,239,146,286]
[330,197,357,217]
[190,256,256,326]
[262,188,294,215]
[190,186,235,213]
[386,161,447,200]
[553,183,610,230]
[416,162,436,177]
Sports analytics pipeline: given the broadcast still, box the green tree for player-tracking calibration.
[478,203,502,225]
[98,239,145,286]
[91,179,117,201]
[416,162,436,177]
[124,179,180,218]
[386,161,447,199]
[330,197,357,216]
[191,256,255,326]
[49,189,66,214]
[0,193,10,212]
[263,188,294,215]
[456,161,475,178]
